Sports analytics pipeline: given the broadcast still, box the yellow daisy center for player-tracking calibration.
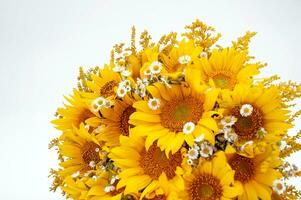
[139,143,182,179]
[100,80,118,97]
[81,142,101,167]
[228,154,255,183]
[160,96,203,132]
[188,173,223,200]
[119,106,136,136]
[230,105,263,140]
[209,70,236,89]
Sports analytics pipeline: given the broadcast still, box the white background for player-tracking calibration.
[0,0,300,199]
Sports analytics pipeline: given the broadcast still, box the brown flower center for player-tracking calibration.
[188,173,223,200]
[230,105,263,140]
[139,143,182,180]
[208,70,236,89]
[228,154,255,183]
[160,96,203,132]
[81,142,101,168]
[100,80,118,97]
[119,106,136,136]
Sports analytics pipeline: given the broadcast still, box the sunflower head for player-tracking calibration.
[187,48,260,90]
[130,82,219,154]
[225,143,282,200]
[51,90,95,131]
[109,135,186,198]
[58,124,107,178]
[219,84,292,144]
[182,152,242,200]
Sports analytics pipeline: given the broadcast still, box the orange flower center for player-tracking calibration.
[228,154,255,183]
[160,96,203,132]
[230,105,263,140]
[119,106,136,136]
[139,143,182,179]
[100,80,118,97]
[81,142,101,168]
[188,173,223,200]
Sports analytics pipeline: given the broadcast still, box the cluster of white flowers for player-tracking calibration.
[186,140,214,165]
[218,115,238,143]
[116,80,132,98]
[91,97,113,112]
[104,175,119,193]
[134,78,149,97]
[178,55,191,64]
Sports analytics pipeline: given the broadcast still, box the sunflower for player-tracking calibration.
[160,40,203,78]
[219,84,291,144]
[109,135,186,198]
[129,82,219,154]
[58,124,107,178]
[97,94,140,146]
[181,151,242,200]
[52,90,96,131]
[187,48,259,90]
[86,65,122,99]
[225,143,282,200]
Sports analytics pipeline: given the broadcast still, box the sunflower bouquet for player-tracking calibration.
[49,20,301,200]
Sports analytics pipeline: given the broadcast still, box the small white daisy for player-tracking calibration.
[125,85,131,92]
[95,147,100,152]
[187,159,194,166]
[220,115,237,127]
[194,134,204,142]
[273,179,285,194]
[104,100,112,108]
[178,55,191,64]
[116,86,127,98]
[148,98,160,110]
[199,143,213,158]
[149,61,163,74]
[90,102,100,113]
[110,175,119,184]
[183,122,195,135]
[187,147,199,160]
[200,52,208,58]
[89,161,96,168]
[240,104,253,117]
[224,131,238,143]
[92,175,98,181]
[144,68,152,76]
[256,127,267,138]
[121,70,131,77]
[104,185,115,193]
[113,65,125,72]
